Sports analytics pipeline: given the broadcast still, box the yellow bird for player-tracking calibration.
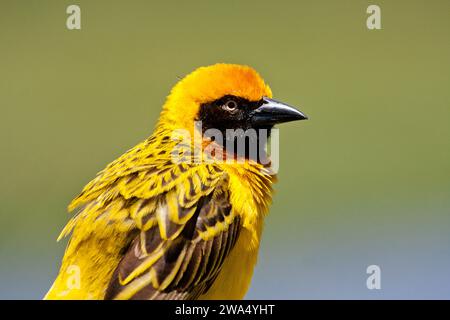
[45,63,307,300]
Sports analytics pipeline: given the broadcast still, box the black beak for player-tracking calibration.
[250,97,308,127]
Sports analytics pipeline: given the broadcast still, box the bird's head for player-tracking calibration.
[158,63,307,163]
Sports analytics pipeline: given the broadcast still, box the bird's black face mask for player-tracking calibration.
[196,95,307,163]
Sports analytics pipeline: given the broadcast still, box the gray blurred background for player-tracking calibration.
[0,0,449,299]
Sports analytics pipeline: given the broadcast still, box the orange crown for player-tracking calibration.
[159,64,273,130]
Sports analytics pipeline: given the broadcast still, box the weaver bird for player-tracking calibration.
[45,63,307,300]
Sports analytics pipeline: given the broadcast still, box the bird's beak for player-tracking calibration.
[250,97,308,127]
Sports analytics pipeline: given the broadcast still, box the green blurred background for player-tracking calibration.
[1,0,449,299]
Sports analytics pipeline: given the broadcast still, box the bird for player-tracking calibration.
[45,63,307,300]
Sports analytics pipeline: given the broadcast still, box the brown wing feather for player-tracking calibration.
[105,179,241,300]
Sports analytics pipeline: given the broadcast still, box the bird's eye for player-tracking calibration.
[223,99,238,112]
